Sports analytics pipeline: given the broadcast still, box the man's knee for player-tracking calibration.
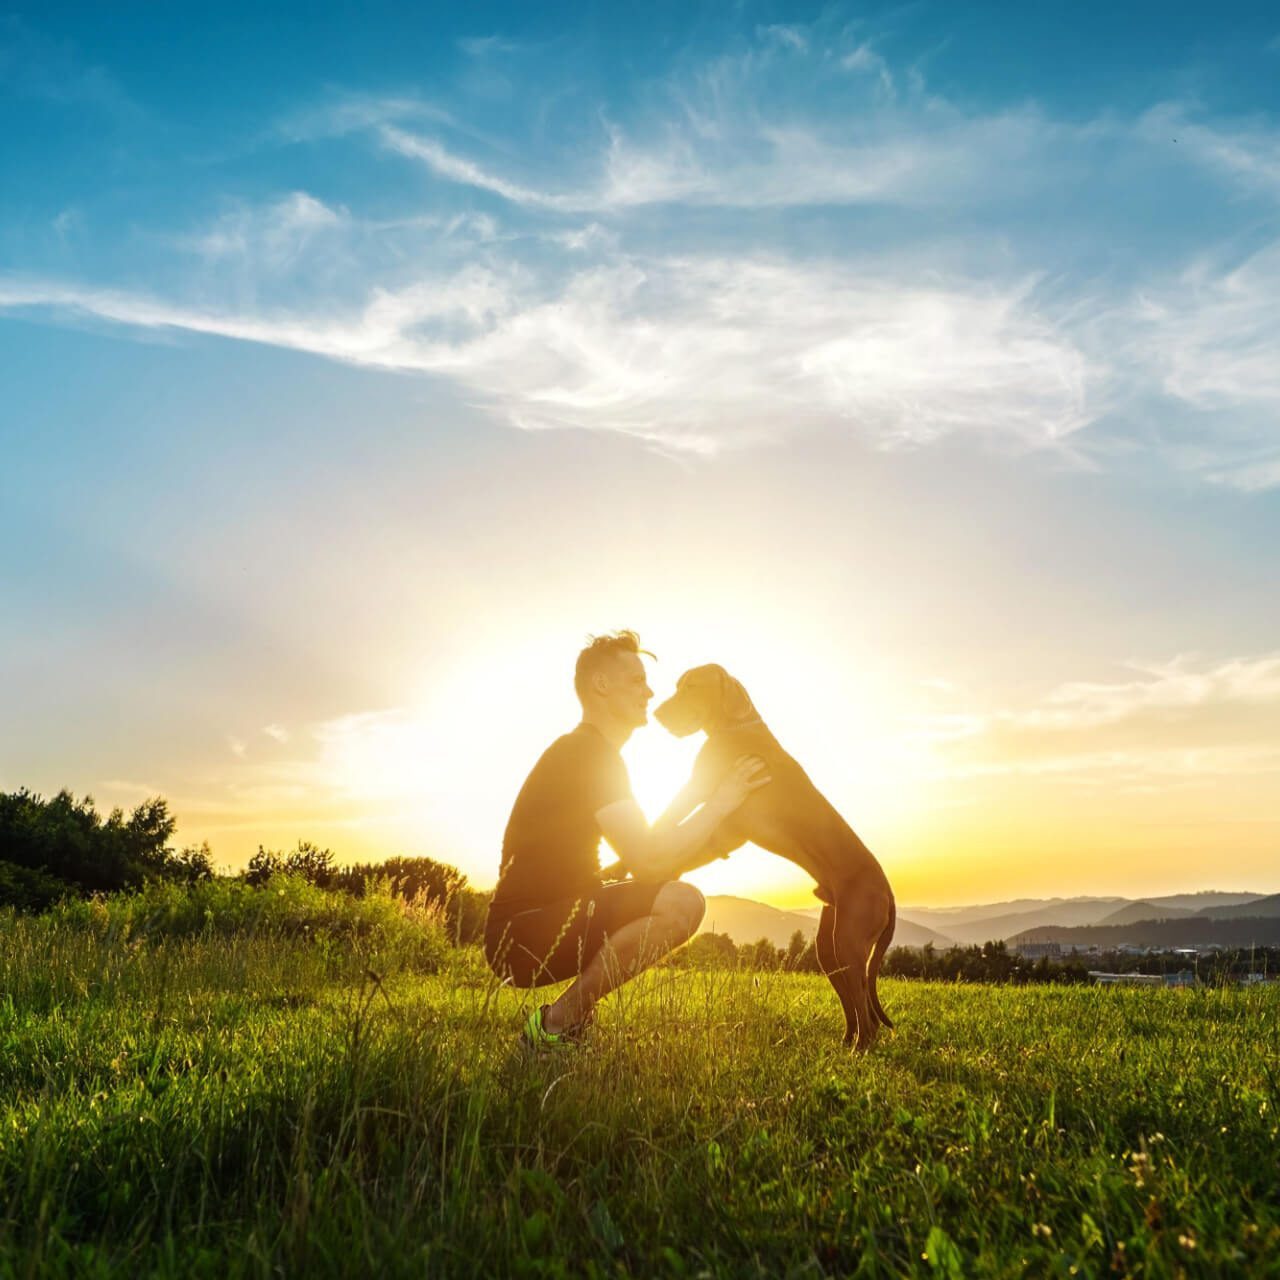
[655,880,705,938]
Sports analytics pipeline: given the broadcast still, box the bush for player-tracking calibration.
[50,874,449,972]
[244,840,337,888]
[333,854,490,944]
[0,859,71,912]
[0,788,200,906]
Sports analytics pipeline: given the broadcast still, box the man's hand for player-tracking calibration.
[595,756,770,884]
[710,755,771,811]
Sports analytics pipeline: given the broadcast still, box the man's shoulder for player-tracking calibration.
[541,724,615,763]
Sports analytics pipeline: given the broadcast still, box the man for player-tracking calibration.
[484,630,769,1050]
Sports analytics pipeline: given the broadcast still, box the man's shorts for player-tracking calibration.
[483,880,665,988]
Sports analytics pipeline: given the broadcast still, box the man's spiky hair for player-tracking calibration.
[574,630,655,701]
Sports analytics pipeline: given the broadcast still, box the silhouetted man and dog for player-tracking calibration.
[484,631,896,1051]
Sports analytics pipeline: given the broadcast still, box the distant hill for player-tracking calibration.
[1144,892,1267,913]
[900,897,1125,931]
[936,901,1133,945]
[778,891,1276,948]
[1197,893,1280,920]
[698,896,949,951]
[1010,916,1280,949]
[1095,901,1196,927]
[878,892,1270,944]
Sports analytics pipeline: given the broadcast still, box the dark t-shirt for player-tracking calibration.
[492,723,632,910]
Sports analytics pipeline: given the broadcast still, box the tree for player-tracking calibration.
[0,788,194,907]
[243,841,337,888]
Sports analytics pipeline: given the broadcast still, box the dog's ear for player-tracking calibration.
[716,668,754,722]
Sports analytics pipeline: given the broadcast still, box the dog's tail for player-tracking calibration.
[867,893,896,1030]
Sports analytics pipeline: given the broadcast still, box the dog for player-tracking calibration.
[652,664,896,1050]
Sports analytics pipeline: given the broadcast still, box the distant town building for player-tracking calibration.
[1089,972,1162,987]
[1014,941,1061,959]
[1088,970,1196,988]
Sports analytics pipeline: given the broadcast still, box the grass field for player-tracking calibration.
[2,907,1278,1278]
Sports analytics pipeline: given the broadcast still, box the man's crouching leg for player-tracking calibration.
[542,881,705,1036]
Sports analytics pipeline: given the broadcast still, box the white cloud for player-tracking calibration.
[0,251,1097,455]
[184,192,346,268]
[379,126,582,209]
[756,24,808,53]
[839,42,894,97]
[262,723,289,743]
[914,653,1280,783]
[274,92,454,143]
[1022,653,1280,728]
[1118,239,1280,488]
[370,32,1070,216]
[1139,103,1280,198]
[6,38,1279,482]
[381,107,1061,212]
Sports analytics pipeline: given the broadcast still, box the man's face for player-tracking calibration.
[606,651,653,728]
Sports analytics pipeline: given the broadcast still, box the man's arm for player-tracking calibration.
[597,756,767,883]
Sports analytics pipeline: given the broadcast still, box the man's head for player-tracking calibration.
[654,664,756,738]
[574,630,655,731]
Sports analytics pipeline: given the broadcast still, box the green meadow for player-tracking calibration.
[2,888,1278,1279]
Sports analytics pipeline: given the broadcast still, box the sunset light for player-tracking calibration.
[4,6,1278,1272]
[2,3,1277,914]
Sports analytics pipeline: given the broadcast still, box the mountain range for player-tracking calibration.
[697,891,1276,951]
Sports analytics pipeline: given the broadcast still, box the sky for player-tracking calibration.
[1,1,1278,909]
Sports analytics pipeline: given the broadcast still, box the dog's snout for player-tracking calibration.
[653,696,680,729]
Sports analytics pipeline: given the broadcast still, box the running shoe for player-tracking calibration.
[520,1005,586,1053]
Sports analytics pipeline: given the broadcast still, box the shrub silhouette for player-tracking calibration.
[0,788,213,909]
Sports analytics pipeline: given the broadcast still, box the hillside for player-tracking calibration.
[889,892,1269,944]
[1198,893,1280,920]
[779,891,1276,948]
[1144,891,1267,913]
[1095,901,1196,927]
[699,896,949,950]
[899,897,1125,932]
[1010,915,1280,949]
[935,900,1132,945]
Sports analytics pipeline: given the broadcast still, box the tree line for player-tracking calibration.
[6,787,1275,983]
[0,789,487,941]
[670,930,1278,985]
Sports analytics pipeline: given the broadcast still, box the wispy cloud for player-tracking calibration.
[5,29,1279,482]
[182,192,347,268]
[756,24,808,53]
[380,126,582,210]
[380,106,1065,212]
[912,653,1280,783]
[1139,103,1280,198]
[840,42,895,97]
[0,253,1097,455]
[274,92,454,143]
[1121,239,1280,489]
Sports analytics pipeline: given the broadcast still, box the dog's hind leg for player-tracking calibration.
[866,896,896,1031]
[816,905,861,1046]
[832,891,886,1051]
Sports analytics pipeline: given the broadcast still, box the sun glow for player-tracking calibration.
[209,608,936,908]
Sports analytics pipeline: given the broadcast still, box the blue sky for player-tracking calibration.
[2,2,1278,905]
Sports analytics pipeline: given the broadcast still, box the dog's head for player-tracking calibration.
[654,664,757,738]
